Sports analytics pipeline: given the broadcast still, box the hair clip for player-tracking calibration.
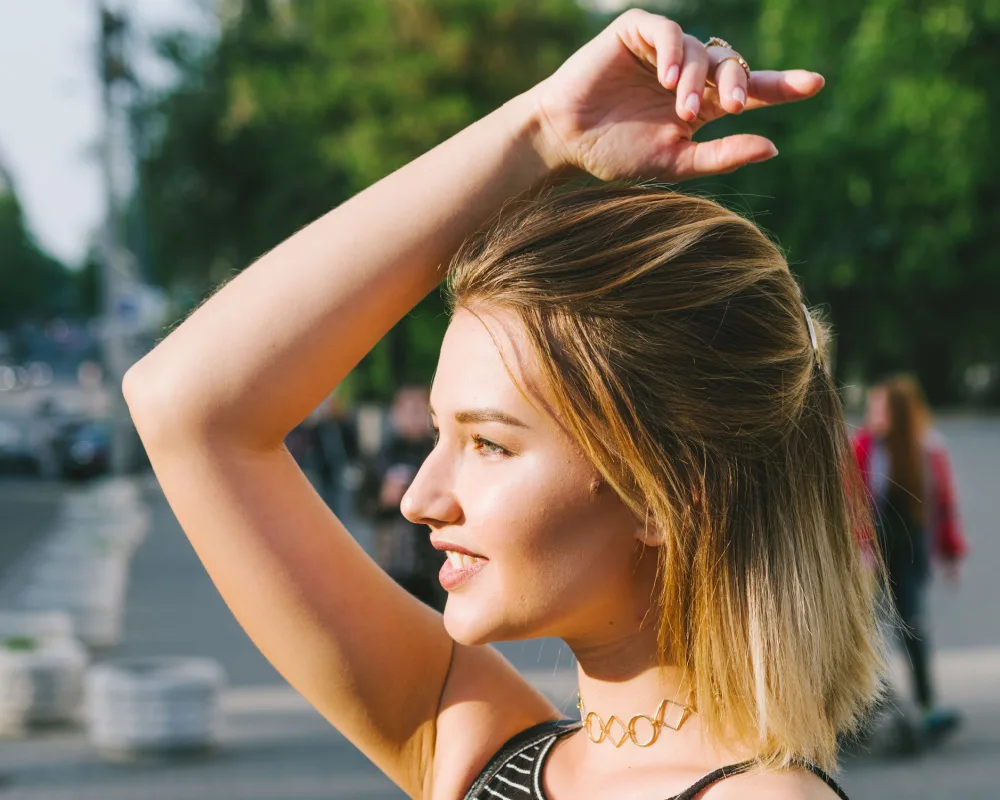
[801,303,818,353]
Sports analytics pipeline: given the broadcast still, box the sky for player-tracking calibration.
[0,0,215,266]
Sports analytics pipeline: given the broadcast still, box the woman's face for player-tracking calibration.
[400,306,658,647]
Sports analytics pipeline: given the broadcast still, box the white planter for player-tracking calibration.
[85,657,225,758]
[0,611,75,645]
[0,649,34,735]
[20,558,128,649]
[0,639,88,728]
[56,509,150,557]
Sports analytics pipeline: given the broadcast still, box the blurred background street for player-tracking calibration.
[1,0,998,798]
[0,414,997,798]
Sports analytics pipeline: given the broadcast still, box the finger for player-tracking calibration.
[649,17,684,90]
[744,69,825,111]
[676,35,710,122]
[708,51,750,115]
[670,134,778,180]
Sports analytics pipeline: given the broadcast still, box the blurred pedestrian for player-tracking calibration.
[308,389,354,516]
[853,374,968,739]
[369,385,444,610]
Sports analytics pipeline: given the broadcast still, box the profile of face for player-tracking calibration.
[400,306,659,647]
[865,386,889,437]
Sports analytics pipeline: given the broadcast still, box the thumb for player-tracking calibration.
[671,134,778,180]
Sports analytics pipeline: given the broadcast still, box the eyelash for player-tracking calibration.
[472,434,509,457]
[431,428,510,458]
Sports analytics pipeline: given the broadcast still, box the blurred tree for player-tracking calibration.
[139,0,998,403]
[0,187,75,329]
[137,0,593,399]
[677,0,1000,402]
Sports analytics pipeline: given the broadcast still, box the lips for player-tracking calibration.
[432,540,489,591]
[438,555,488,591]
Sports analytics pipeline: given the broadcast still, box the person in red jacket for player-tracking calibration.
[853,374,968,739]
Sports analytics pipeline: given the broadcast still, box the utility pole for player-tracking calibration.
[96,1,136,474]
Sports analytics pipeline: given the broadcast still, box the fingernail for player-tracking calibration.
[731,86,746,108]
[812,71,826,87]
[750,144,779,163]
[684,92,700,118]
[665,65,679,87]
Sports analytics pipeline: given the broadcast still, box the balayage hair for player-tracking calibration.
[445,185,886,771]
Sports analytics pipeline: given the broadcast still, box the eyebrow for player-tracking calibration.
[428,406,530,429]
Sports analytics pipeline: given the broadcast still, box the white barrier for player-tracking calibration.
[13,478,149,650]
[0,632,89,731]
[84,657,226,758]
[0,611,75,645]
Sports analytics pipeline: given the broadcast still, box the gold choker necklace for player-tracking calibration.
[576,693,693,748]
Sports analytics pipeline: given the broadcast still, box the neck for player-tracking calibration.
[560,565,739,773]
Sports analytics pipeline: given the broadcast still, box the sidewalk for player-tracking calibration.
[0,476,998,798]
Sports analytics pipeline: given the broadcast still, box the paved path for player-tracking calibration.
[0,480,64,585]
[0,417,998,798]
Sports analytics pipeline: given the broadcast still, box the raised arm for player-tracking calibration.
[123,10,823,798]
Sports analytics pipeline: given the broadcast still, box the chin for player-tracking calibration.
[441,588,555,647]
[441,594,502,646]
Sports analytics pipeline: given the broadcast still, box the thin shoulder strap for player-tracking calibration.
[802,762,851,799]
[670,760,851,800]
[670,761,754,800]
[462,719,580,800]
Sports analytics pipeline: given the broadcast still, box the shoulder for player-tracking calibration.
[703,765,847,799]
[429,643,563,800]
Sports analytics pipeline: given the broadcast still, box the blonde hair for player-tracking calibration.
[446,185,885,771]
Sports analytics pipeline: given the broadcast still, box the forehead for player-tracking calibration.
[432,306,540,414]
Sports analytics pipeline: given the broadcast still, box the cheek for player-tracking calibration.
[463,455,634,603]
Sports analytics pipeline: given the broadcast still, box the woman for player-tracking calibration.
[854,375,966,739]
[124,10,883,799]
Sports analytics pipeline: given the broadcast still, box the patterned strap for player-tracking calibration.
[463,720,850,800]
[462,719,580,800]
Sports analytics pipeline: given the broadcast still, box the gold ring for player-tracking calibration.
[704,36,751,82]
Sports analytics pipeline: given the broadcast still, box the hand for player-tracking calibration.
[531,9,825,182]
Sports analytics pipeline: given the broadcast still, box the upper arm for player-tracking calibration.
[126,382,560,799]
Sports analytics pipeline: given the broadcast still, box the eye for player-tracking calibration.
[431,426,440,446]
[471,434,509,458]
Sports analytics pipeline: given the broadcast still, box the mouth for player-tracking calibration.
[433,541,489,591]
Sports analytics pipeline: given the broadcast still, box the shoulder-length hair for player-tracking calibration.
[446,185,885,770]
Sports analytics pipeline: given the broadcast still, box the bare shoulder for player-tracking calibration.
[704,764,847,800]
[429,642,563,800]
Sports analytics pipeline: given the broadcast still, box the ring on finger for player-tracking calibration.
[704,36,751,85]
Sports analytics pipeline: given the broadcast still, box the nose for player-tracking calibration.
[400,452,463,527]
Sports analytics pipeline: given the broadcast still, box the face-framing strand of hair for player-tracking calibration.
[446,184,887,771]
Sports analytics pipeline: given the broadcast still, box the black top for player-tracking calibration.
[462,720,850,800]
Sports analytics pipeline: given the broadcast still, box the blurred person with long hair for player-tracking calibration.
[854,374,967,739]
[124,10,882,798]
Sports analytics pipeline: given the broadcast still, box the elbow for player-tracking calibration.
[122,359,168,446]
[122,358,197,450]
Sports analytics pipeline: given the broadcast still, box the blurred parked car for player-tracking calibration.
[0,417,37,473]
[51,420,111,479]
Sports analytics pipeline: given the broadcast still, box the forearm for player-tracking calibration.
[125,90,560,449]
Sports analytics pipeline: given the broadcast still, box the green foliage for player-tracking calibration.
[138,0,592,399]
[675,0,1000,402]
[2,635,37,652]
[138,0,998,403]
[0,191,74,328]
